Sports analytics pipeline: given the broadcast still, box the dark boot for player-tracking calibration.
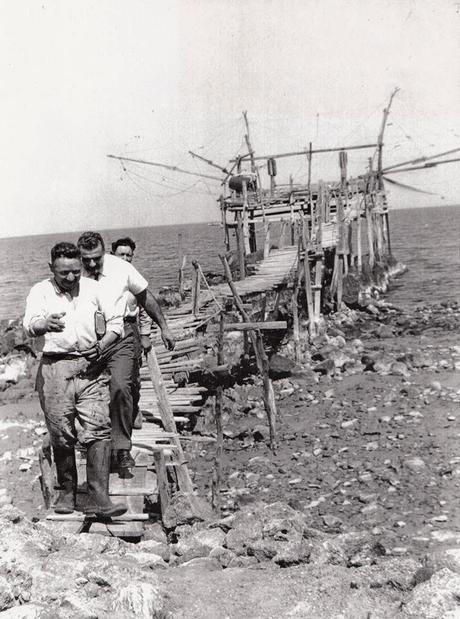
[52,447,77,514]
[84,440,127,517]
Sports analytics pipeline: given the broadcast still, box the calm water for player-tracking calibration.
[0,206,459,321]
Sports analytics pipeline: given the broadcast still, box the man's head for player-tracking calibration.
[49,242,81,292]
[111,237,136,263]
[77,231,105,277]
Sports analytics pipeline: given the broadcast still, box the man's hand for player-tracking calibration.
[161,327,175,351]
[140,334,152,353]
[80,343,101,361]
[45,312,66,333]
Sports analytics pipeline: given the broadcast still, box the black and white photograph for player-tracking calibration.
[0,1,459,617]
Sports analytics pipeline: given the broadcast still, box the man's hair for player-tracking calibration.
[111,237,136,254]
[50,242,81,263]
[77,231,105,251]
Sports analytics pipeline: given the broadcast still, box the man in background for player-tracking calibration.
[111,236,151,429]
[77,231,175,471]
[24,242,127,517]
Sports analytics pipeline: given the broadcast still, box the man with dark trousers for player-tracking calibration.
[77,231,175,471]
[24,242,127,517]
[111,236,151,430]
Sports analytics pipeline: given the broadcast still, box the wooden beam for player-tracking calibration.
[223,321,287,331]
[107,154,221,181]
[230,143,378,163]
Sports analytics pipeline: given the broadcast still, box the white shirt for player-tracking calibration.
[90,253,148,320]
[23,277,124,354]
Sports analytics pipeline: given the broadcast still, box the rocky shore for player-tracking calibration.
[2,263,460,617]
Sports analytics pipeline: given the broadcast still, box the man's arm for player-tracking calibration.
[135,288,175,350]
[23,283,66,336]
[138,305,153,352]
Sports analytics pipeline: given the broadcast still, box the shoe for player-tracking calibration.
[117,449,135,469]
[84,440,127,518]
[52,447,77,514]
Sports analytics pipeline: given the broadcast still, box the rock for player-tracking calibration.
[178,556,223,570]
[252,424,270,442]
[390,361,410,377]
[125,552,168,570]
[427,548,460,575]
[112,580,165,618]
[403,568,460,617]
[142,522,167,545]
[0,605,47,618]
[162,492,214,529]
[268,354,297,379]
[404,457,426,472]
[174,527,226,563]
[0,576,14,612]
[208,546,236,568]
[137,540,170,562]
[59,595,98,618]
[227,555,259,568]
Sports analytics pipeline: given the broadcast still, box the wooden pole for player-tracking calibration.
[145,349,194,494]
[263,220,271,259]
[220,255,277,451]
[301,219,315,337]
[235,211,246,280]
[191,261,201,315]
[242,180,251,255]
[178,234,186,300]
[220,195,230,252]
[229,142,379,163]
[212,313,224,511]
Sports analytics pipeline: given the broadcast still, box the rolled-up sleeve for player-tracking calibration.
[23,283,47,336]
[127,262,148,296]
[98,288,124,337]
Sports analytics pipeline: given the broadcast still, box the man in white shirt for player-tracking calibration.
[24,242,127,517]
[77,231,175,471]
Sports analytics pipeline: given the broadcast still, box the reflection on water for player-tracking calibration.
[0,206,459,321]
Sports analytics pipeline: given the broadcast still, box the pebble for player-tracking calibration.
[341,419,357,429]
[288,477,302,485]
[404,457,426,471]
[391,547,408,555]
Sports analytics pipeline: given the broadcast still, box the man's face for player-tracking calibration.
[113,245,134,263]
[50,257,82,292]
[80,243,105,277]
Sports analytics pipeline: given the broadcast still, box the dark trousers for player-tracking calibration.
[105,322,141,450]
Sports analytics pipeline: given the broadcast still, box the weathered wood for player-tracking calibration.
[178,234,186,299]
[223,321,287,331]
[191,261,201,315]
[230,142,379,163]
[145,348,194,494]
[263,220,271,259]
[220,255,277,451]
[235,211,246,280]
[212,313,225,511]
[153,451,171,520]
[38,435,55,510]
[46,513,149,522]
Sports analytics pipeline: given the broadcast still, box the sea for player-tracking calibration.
[0,205,459,322]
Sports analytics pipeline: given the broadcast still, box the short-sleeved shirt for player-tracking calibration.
[23,277,124,354]
[89,253,148,320]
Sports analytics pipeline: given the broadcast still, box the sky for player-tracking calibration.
[0,0,459,238]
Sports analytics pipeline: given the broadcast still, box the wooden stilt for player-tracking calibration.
[191,261,201,315]
[236,211,246,280]
[220,255,277,451]
[212,313,224,511]
[145,349,194,495]
[263,220,271,259]
[178,234,186,300]
[242,180,251,255]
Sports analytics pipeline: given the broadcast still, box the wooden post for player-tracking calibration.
[301,218,315,338]
[212,313,224,511]
[220,255,277,451]
[279,219,287,249]
[220,195,230,252]
[292,246,302,363]
[178,234,186,300]
[263,220,271,259]
[313,182,324,326]
[191,260,201,315]
[242,180,251,255]
[235,211,246,280]
[145,349,194,495]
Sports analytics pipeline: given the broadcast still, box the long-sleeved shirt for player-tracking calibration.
[23,277,124,354]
